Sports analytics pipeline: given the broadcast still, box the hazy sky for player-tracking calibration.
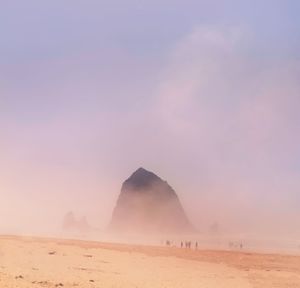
[1,1,300,236]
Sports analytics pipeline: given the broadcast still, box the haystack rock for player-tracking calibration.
[109,168,192,234]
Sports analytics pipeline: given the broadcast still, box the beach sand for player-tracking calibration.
[0,235,300,287]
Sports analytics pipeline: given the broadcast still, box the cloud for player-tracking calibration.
[153,26,300,234]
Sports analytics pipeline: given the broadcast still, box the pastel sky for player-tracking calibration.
[1,0,300,236]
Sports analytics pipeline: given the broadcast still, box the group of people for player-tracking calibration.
[165,240,198,249]
[165,240,245,250]
[181,241,198,249]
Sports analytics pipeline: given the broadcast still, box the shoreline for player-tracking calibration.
[1,234,299,257]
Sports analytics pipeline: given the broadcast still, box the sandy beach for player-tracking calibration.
[0,236,299,288]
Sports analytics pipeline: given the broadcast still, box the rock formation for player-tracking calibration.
[62,211,90,234]
[109,167,192,234]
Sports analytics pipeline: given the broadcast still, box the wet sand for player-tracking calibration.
[0,235,300,287]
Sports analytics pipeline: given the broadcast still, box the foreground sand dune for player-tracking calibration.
[0,236,299,287]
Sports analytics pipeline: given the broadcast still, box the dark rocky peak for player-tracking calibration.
[109,168,193,234]
[123,167,161,190]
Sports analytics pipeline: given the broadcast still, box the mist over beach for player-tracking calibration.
[1,1,300,287]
